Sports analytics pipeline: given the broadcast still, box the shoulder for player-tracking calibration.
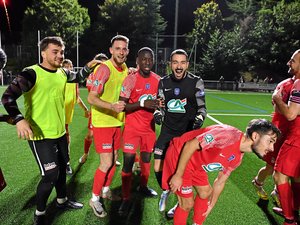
[150,72,161,81]
[21,67,37,79]
[124,72,138,83]
[186,72,201,80]
[94,64,110,78]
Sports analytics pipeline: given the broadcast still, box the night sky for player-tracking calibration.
[0,0,228,44]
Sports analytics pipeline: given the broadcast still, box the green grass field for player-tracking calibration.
[0,87,285,225]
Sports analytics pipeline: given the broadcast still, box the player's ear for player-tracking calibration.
[41,51,46,59]
[251,132,259,142]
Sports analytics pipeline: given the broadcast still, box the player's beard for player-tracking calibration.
[251,142,264,160]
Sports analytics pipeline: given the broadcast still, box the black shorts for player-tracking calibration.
[154,125,185,160]
[28,134,69,176]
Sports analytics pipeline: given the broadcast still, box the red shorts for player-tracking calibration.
[264,114,289,166]
[122,127,156,154]
[93,127,121,153]
[162,142,209,198]
[275,138,300,178]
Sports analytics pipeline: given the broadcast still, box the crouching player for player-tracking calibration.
[162,119,280,225]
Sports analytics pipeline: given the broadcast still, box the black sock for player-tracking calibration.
[155,171,163,188]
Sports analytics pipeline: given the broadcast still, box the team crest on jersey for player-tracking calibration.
[174,88,180,96]
[145,83,150,90]
[196,90,205,97]
[202,163,223,172]
[228,154,235,162]
[121,86,125,92]
[204,134,214,144]
[167,98,187,113]
[181,186,192,194]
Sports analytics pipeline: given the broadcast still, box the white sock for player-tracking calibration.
[163,190,169,194]
[35,210,46,216]
[102,186,110,193]
[92,193,100,202]
[57,197,68,204]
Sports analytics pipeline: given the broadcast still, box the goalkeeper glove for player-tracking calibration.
[153,110,163,125]
[193,115,204,130]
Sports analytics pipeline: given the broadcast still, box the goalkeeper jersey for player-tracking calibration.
[158,72,206,136]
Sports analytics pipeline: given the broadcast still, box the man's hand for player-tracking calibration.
[202,201,213,217]
[144,99,159,110]
[86,59,103,69]
[84,110,89,118]
[193,115,204,130]
[111,101,126,113]
[272,86,283,102]
[153,110,163,125]
[16,119,33,140]
[169,174,182,193]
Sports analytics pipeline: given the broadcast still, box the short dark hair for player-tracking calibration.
[94,53,108,61]
[170,49,188,61]
[245,119,281,138]
[137,47,154,58]
[62,59,72,67]
[39,36,65,52]
[110,35,129,46]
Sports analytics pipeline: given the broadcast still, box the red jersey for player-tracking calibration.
[272,77,294,133]
[169,125,244,176]
[264,78,294,164]
[120,71,160,132]
[286,79,300,137]
[89,64,111,94]
[86,72,94,92]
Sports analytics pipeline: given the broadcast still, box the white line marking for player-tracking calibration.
[209,113,271,117]
[207,114,223,125]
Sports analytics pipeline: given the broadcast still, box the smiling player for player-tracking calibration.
[162,119,280,225]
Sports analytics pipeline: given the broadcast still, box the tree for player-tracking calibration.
[188,1,223,76]
[80,0,166,66]
[21,0,90,65]
[241,0,300,80]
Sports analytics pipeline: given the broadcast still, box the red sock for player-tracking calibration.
[278,182,295,220]
[121,171,132,200]
[193,195,208,225]
[291,182,300,211]
[140,161,150,187]
[92,168,106,196]
[174,206,189,225]
[103,165,116,187]
[135,154,139,162]
[84,138,92,154]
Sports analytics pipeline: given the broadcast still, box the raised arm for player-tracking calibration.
[65,59,103,83]
[272,82,300,121]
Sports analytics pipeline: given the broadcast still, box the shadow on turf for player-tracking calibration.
[257,199,280,225]
[106,172,157,225]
